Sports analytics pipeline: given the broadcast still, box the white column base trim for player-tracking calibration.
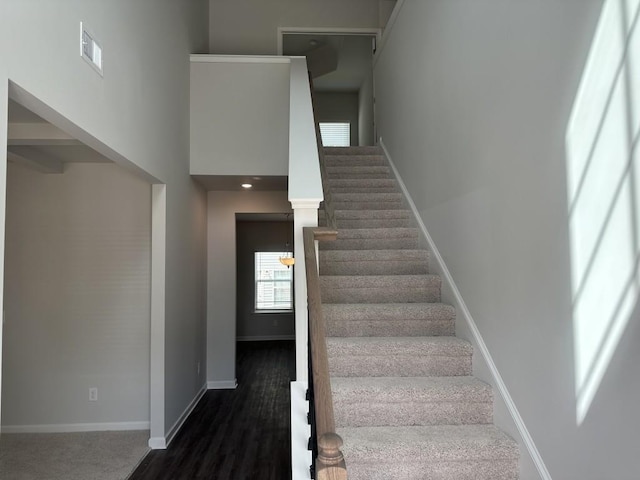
[380,137,552,480]
[207,379,238,390]
[1,421,149,434]
[148,436,167,449]
[291,381,312,480]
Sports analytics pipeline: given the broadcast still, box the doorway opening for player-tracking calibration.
[0,87,163,477]
[280,29,380,146]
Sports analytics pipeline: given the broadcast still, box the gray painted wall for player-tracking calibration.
[207,191,292,384]
[236,221,295,340]
[0,0,209,439]
[2,163,150,429]
[376,1,640,478]
[190,60,290,176]
[315,92,360,146]
[209,0,381,55]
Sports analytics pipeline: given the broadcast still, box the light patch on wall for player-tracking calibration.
[566,0,640,425]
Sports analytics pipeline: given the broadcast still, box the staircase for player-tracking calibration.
[317,146,519,480]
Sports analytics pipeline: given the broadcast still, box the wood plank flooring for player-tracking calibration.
[129,341,295,480]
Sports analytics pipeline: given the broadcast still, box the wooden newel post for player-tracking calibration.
[317,433,347,480]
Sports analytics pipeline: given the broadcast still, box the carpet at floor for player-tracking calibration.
[0,430,149,480]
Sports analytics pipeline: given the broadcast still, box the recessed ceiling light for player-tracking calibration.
[241,183,253,189]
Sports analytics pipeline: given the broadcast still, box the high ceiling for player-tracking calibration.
[282,34,374,92]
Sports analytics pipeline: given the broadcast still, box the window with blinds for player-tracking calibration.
[255,252,293,311]
[319,122,351,147]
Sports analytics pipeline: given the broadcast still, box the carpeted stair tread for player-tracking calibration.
[324,303,454,337]
[327,178,399,194]
[327,336,472,357]
[331,209,411,219]
[320,274,440,303]
[319,210,415,229]
[324,146,382,156]
[331,192,403,203]
[338,425,519,480]
[332,376,493,427]
[332,201,405,210]
[321,228,420,251]
[327,165,391,179]
[324,154,387,167]
[320,249,428,276]
[327,336,472,377]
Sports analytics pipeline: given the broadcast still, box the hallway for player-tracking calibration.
[129,341,295,480]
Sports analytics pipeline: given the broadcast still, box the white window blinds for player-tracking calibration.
[255,252,293,310]
[319,122,351,147]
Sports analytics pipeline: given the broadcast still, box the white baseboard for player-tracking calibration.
[237,335,295,341]
[291,381,312,480]
[380,137,552,480]
[207,379,238,390]
[1,421,149,434]
[164,383,207,448]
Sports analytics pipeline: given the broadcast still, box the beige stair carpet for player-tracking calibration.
[318,146,519,480]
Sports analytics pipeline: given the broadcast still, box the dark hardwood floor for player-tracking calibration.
[129,341,295,480]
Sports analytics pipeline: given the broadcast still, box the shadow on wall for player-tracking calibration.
[566,0,640,425]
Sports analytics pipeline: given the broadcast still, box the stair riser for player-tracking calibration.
[335,403,493,428]
[320,261,428,276]
[325,228,419,240]
[321,238,420,251]
[331,193,403,202]
[327,179,398,189]
[336,218,414,228]
[331,209,410,219]
[328,355,472,377]
[321,287,440,304]
[332,201,405,210]
[344,460,519,480]
[324,146,382,155]
[330,187,399,194]
[326,319,454,337]
[324,155,386,167]
[328,173,391,180]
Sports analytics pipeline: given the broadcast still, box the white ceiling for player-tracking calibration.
[192,174,288,191]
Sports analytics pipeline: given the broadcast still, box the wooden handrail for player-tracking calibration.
[303,226,346,480]
[308,74,337,230]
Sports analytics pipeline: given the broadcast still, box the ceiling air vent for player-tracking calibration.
[80,22,103,76]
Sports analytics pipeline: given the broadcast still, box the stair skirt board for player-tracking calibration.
[379,137,551,480]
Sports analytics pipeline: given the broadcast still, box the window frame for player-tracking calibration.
[254,251,294,313]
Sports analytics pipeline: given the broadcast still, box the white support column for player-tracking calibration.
[149,184,167,449]
[0,82,8,432]
[291,200,320,382]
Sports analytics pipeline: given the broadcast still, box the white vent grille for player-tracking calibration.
[80,22,103,76]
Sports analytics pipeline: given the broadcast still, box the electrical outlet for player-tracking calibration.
[89,387,98,402]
